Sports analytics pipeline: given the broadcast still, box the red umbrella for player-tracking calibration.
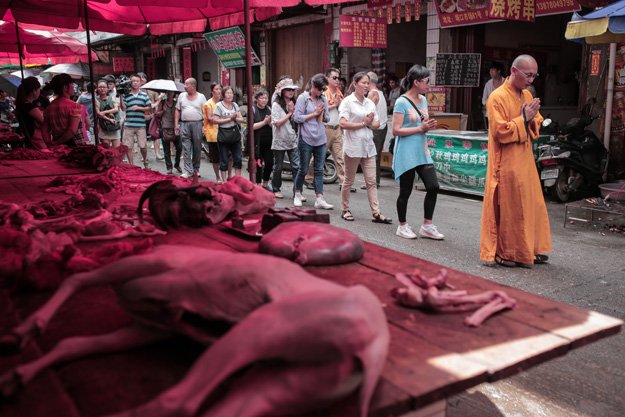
[0,21,97,65]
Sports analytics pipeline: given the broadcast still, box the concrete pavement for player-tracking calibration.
[143,148,625,417]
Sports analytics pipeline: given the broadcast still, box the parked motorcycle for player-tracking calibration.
[536,106,607,202]
[281,151,338,184]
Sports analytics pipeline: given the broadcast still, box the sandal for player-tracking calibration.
[341,210,355,221]
[494,254,516,268]
[371,213,392,224]
[534,254,549,264]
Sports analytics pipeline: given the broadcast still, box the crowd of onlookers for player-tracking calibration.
[11,64,445,241]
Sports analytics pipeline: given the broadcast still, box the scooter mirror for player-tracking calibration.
[542,118,552,128]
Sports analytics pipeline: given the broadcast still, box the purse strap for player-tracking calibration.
[401,94,424,121]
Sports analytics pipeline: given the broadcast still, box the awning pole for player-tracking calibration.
[83,0,99,145]
[244,0,256,182]
[14,22,25,79]
[603,42,616,156]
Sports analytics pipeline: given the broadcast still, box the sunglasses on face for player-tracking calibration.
[330,76,339,80]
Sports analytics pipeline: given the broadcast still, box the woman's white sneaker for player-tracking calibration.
[314,196,333,210]
[293,192,303,207]
[419,224,444,240]
[396,224,417,239]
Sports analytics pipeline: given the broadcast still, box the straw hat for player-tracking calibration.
[275,78,300,95]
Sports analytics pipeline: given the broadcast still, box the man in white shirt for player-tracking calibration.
[175,78,207,179]
[482,61,504,129]
[365,71,388,189]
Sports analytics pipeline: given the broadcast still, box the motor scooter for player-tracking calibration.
[536,104,608,202]
[281,151,338,184]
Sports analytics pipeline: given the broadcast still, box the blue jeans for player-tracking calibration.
[294,138,326,195]
[272,148,300,193]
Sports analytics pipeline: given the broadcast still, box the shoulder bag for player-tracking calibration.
[217,102,242,145]
[98,97,120,132]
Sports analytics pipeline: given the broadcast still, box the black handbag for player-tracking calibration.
[217,125,241,144]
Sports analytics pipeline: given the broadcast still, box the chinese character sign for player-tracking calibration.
[112,57,135,73]
[427,87,447,112]
[436,0,579,28]
[182,47,192,81]
[488,0,535,23]
[339,16,387,49]
[204,27,262,69]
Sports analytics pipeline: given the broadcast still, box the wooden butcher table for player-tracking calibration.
[0,159,622,417]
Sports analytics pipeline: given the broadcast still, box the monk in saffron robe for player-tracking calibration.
[480,54,552,268]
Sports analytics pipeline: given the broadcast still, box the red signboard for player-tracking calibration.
[368,0,393,7]
[182,47,192,81]
[436,0,580,28]
[112,57,135,73]
[339,16,387,48]
[590,50,601,77]
[488,0,535,23]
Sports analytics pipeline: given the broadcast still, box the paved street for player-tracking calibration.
[144,148,625,417]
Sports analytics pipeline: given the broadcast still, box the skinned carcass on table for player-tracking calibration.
[391,268,517,327]
[259,222,365,265]
[0,246,389,417]
[138,177,275,230]
[60,144,128,171]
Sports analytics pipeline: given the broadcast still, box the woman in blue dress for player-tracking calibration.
[391,64,444,240]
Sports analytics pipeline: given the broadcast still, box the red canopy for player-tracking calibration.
[0,0,283,35]
[0,21,97,64]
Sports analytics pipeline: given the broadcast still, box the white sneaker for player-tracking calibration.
[419,224,445,240]
[396,224,418,239]
[180,172,192,179]
[314,196,333,210]
[274,191,284,199]
[300,194,307,202]
[293,192,303,207]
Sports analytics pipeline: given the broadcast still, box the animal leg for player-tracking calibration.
[199,359,361,417]
[0,324,170,398]
[0,252,170,353]
[101,287,389,417]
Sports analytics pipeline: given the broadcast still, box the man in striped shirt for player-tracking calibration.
[121,74,152,167]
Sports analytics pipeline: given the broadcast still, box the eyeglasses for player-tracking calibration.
[512,66,539,80]
[330,76,339,80]
[419,78,430,84]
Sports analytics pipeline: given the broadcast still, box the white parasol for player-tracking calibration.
[141,79,185,93]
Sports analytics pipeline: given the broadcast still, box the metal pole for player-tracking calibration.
[83,0,99,145]
[244,0,256,181]
[14,22,25,79]
[603,42,616,154]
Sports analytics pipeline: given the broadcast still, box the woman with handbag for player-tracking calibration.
[95,79,121,147]
[213,86,245,182]
[391,64,443,241]
[155,91,181,175]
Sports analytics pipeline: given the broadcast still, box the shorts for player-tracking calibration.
[122,126,147,149]
[208,141,219,164]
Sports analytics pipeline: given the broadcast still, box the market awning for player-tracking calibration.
[565,0,625,44]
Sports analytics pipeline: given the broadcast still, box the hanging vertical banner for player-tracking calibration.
[182,47,192,81]
[339,16,388,48]
[488,0,535,23]
[323,22,333,70]
[415,0,421,20]
[145,57,155,81]
[405,1,412,22]
[395,2,402,23]
[387,5,393,24]
[590,50,601,77]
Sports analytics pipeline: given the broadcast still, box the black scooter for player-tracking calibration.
[536,105,608,202]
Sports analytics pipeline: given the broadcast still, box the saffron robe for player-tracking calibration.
[480,79,552,265]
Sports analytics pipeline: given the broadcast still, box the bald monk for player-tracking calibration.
[480,54,552,268]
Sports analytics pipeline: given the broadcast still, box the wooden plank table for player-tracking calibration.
[0,161,621,417]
